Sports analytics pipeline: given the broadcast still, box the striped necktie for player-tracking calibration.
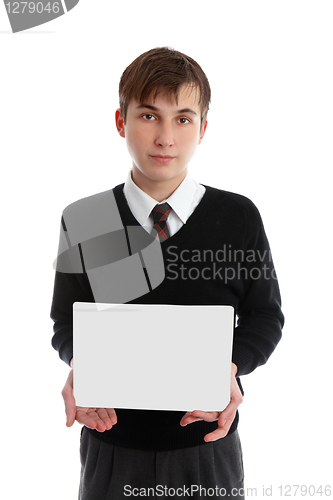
[151,203,171,241]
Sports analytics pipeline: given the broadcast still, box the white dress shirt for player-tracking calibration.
[123,170,206,237]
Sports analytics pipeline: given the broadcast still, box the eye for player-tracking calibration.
[142,114,156,121]
[178,117,190,124]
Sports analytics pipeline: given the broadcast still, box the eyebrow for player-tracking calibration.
[136,104,198,116]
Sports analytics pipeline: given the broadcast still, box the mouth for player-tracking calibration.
[150,155,175,164]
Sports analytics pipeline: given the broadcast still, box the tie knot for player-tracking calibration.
[151,203,171,224]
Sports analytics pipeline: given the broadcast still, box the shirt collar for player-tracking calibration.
[123,170,197,226]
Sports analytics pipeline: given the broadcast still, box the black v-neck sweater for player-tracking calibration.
[51,184,284,451]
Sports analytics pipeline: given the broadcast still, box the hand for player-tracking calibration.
[61,367,117,432]
[179,363,243,442]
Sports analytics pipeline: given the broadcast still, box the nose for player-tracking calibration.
[155,122,174,148]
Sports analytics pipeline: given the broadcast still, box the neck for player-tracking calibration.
[131,167,187,202]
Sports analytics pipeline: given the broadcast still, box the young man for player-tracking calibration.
[51,47,284,499]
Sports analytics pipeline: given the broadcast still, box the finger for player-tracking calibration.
[76,408,98,430]
[204,426,228,442]
[191,410,220,421]
[203,383,243,442]
[204,411,237,442]
[179,411,191,426]
[106,408,117,425]
[86,409,117,433]
[180,415,202,427]
[180,411,203,427]
[95,408,114,430]
[219,389,243,426]
[76,408,117,432]
[86,409,108,432]
[180,410,220,427]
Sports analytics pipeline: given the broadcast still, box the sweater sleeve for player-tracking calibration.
[231,198,284,376]
[50,218,94,366]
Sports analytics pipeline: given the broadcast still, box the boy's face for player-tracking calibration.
[116,84,207,192]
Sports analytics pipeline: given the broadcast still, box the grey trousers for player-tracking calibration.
[78,426,245,500]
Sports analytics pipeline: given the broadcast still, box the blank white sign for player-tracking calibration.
[73,302,234,412]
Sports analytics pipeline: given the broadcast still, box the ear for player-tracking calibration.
[115,108,125,138]
[198,120,208,145]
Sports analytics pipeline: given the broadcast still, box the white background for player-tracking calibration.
[1,1,332,498]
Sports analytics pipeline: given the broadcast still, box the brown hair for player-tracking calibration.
[119,47,211,128]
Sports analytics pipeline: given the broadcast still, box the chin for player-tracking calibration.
[133,162,187,185]
[150,172,181,183]
[140,167,177,180]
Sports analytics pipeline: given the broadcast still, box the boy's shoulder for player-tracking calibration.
[203,184,262,221]
[61,185,124,243]
[63,186,118,215]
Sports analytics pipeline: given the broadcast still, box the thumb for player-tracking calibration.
[62,369,76,427]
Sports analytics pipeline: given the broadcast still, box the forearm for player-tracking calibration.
[232,310,283,377]
[232,200,284,376]
[50,269,94,366]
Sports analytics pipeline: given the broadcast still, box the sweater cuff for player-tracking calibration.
[59,340,74,367]
[232,344,258,377]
